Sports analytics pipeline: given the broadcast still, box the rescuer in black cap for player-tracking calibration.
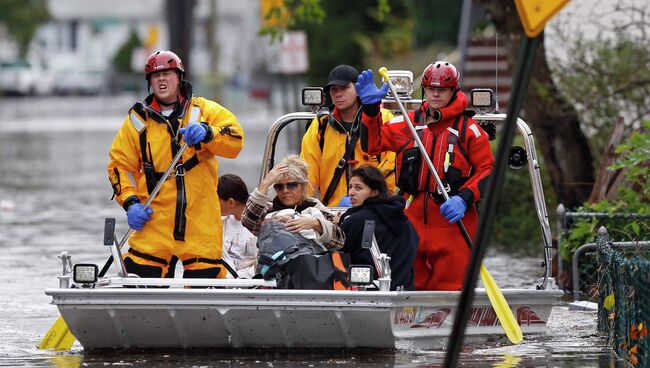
[299,64,397,207]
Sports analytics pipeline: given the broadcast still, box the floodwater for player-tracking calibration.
[0,97,617,367]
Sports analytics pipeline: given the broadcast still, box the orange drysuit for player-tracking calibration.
[361,92,494,290]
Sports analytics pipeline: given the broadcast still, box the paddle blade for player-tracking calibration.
[38,316,76,350]
[480,264,523,344]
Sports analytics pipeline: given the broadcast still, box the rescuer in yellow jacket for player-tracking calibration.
[107,50,244,279]
[300,64,395,207]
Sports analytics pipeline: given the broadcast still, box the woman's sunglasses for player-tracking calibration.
[273,182,301,191]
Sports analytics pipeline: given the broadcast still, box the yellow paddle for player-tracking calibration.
[38,143,190,350]
[38,316,75,350]
[377,67,523,344]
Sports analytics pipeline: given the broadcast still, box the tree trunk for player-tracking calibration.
[588,117,625,203]
[475,0,594,209]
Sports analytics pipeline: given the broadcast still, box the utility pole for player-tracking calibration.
[166,0,195,80]
[206,0,221,99]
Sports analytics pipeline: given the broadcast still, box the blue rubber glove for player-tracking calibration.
[179,123,207,145]
[337,195,352,207]
[127,203,154,230]
[440,195,467,224]
[354,69,389,105]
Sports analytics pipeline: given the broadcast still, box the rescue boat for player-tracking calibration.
[44,78,562,350]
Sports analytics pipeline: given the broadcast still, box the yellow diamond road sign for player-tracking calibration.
[514,0,570,38]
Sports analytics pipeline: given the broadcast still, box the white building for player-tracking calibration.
[33,0,267,80]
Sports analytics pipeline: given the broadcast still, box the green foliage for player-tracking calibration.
[410,0,462,47]
[0,0,50,57]
[111,31,142,74]
[610,120,650,202]
[259,0,326,42]
[295,0,413,85]
[560,120,650,261]
[257,0,412,84]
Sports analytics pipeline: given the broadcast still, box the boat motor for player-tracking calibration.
[508,146,528,170]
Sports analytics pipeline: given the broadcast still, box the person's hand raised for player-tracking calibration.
[258,163,288,193]
[355,69,389,106]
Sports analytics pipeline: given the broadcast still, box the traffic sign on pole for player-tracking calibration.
[514,0,570,37]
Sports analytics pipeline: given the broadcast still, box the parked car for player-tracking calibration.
[49,55,110,96]
[0,59,54,96]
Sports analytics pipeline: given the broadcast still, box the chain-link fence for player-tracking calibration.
[555,204,650,298]
[597,226,650,367]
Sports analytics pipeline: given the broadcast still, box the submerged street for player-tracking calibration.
[0,96,612,367]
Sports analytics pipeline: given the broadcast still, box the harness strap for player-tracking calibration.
[318,115,328,152]
[139,130,201,195]
[128,248,169,266]
[321,114,362,205]
[150,154,200,181]
[451,115,470,163]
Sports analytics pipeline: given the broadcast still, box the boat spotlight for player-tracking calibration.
[73,264,98,284]
[470,88,496,114]
[386,70,413,98]
[350,265,374,286]
[508,146,528,170]
[301,87,325,112]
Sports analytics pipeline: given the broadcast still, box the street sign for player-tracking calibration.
[267,30,309,75]
[514,0,570,38]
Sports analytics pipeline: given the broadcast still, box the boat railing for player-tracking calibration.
[260,111,555,290]
[54,249,279,289]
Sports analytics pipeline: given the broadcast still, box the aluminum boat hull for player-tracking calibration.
[45,287,561,349]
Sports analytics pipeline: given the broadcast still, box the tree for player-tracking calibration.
[0,0,50,57]
[112,31,142,74]
[547,3,650,156]
[259,0,600,209]
[260,0,412,85]
[474,0,594,209]
[411,0,462,47]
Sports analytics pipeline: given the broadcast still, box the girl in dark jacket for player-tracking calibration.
[339,165,418,291]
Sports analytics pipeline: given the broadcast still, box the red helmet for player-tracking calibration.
[421,61,460,90]
[144,50,185,80]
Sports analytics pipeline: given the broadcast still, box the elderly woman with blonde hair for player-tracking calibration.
[242,155,345,275]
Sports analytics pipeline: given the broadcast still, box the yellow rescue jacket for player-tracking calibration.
[300,107,395,206]
[107,89,244,261]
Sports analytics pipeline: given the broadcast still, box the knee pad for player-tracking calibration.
[124,256,165,278]
[183,266,223,279]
